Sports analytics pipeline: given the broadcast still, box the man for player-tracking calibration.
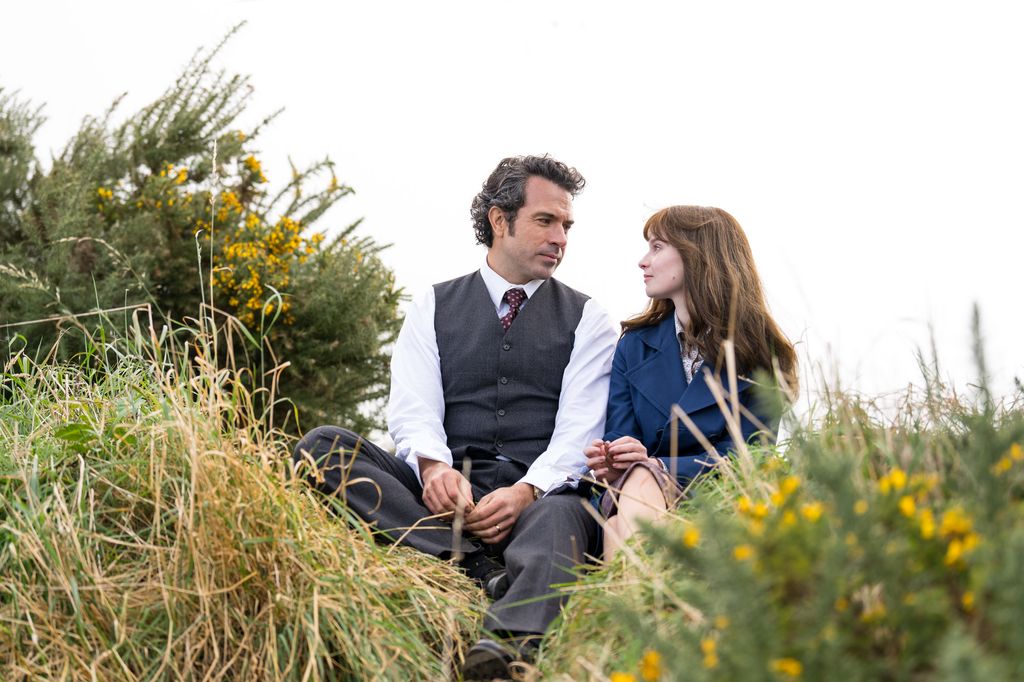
[293,155,616,679]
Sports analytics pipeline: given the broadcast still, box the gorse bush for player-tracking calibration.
[0,27,401,434]
[0,323,483,680]
[539,356,1024,681]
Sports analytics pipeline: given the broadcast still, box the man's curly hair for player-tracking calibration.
[470,155,585,247]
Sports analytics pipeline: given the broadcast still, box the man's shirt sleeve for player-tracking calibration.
[387,287,452,482]
[518,298,618,493]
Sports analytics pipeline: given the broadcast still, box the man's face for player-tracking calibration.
[487,176,574,284]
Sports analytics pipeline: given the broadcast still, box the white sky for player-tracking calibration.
[4,1,1023,409]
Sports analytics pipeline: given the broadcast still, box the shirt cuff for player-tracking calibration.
[518,465,586,496]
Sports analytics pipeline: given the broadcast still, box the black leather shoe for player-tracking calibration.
[462,552,509,600]
[483,568,509,601]
[461,638,513,680]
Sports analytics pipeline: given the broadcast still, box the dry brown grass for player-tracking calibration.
[0,330,485,680]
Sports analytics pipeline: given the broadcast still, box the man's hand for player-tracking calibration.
[419,458,474,516]
[464,483,535,545]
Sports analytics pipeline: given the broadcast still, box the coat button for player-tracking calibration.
[499,376,509,385]
[497,409,506,417]
[502,342,511,350]
[496,440,504,448]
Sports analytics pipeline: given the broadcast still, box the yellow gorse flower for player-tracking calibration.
[918,508,936,539]
[800,502,823,522]
[879,467,907,494]
[945,539,965,566]
[639,650,662,681]
[944,531,981,567]
[780,475,801,496]
[610,673,637,682]
[771,658,803,677]
[733,544,755,561]
[940,507,972,538]
[993,457,1013,475]
[682,524,700,548]
[213,210,323,328]
[890,468,907,489]
[242,155,268,183]
[701,637,718,669]
[898,495,916,518]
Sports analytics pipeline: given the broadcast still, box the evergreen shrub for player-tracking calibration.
[0,31,401,433]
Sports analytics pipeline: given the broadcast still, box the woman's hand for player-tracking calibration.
[586,437,649,484]
[604,436,649,479]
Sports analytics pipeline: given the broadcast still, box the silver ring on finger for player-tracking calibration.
[495,524,501,533]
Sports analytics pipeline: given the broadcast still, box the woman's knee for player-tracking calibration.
[616,467,668,517]
[619,466,659,496]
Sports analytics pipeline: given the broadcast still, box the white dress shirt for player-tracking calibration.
[387,257,618,493]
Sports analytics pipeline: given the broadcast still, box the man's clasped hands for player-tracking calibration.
[418,458,535,545]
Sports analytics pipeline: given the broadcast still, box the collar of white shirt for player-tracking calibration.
[480,256,545,312]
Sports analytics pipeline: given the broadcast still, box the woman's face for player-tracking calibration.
[639,236,685,301]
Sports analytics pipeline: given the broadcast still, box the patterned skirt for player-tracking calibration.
[598,458,686,518]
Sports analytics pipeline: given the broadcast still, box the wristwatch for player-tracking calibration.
[532,485,542,501]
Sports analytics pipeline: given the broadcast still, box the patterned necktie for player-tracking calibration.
[499,288,527,332]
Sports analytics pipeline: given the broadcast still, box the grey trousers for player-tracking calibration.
[292,425,599,634]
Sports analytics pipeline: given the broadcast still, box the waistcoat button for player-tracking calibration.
[497,409,506,417]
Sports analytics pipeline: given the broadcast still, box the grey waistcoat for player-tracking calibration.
[433,271,589,466]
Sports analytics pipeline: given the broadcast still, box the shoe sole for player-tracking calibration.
[462,643,513,680]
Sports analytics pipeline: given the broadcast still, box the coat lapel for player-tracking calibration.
[625,317,685,421]
[678,366,750,413]
[626,315,754,425]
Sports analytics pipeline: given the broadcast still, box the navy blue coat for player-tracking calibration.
[603,315,773,485]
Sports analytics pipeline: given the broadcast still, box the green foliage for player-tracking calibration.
[540,377,1024,681]
[0,28,401,433]
[0,329,482,680]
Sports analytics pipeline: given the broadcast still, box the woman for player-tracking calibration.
[587,205,798,559]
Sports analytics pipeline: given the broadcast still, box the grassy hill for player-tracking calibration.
[0,326,482,680]
[1,322,1022,680]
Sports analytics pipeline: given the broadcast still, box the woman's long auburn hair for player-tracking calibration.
[623,205,799,394]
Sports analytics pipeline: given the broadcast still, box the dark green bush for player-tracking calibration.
[0,30,401,434]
